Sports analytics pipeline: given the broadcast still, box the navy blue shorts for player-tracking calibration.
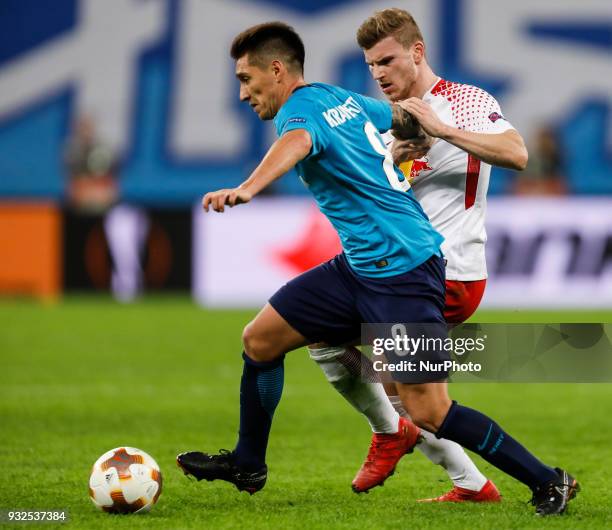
[269,253,449,383]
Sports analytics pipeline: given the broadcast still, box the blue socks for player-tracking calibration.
[437,401,557,489]
[232,353,558,490]
[234,352,284,471]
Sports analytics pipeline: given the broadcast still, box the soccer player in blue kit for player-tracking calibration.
[177,22,579,516]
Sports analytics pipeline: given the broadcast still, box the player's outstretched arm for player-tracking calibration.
[442,128,528,170]
[202,129,312,213]
[397,98,528,170]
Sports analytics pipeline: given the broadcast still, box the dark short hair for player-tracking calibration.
[230,21,305,74]
[357,8,424,50]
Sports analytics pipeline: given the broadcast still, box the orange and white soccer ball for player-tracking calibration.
[89,447,162,514]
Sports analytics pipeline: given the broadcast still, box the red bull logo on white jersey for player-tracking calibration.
[399,158,434,182]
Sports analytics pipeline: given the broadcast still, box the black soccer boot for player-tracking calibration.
[530,467,580,516]
[177,450,267,494]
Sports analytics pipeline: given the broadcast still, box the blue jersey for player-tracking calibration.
[273,82,443,278]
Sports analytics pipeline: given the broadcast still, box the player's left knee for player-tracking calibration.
[242,322,283,363]
[242,322,274,362]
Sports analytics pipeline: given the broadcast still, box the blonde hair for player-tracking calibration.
[357,8,423,50]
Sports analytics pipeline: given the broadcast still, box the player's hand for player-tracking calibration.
[391,135,433,165]
[202,188,253,213]
[397,98,449,139]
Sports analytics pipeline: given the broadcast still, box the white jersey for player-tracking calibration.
[383,78,515,281]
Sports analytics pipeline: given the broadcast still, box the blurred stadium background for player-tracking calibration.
[2,1,612,527]
[0,0,610,308]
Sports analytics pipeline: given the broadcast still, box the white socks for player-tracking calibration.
[308,345,399,434]
[309,344,488,492]
[388,395,487,491]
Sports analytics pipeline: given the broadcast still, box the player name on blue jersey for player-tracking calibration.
[322,96,362,128]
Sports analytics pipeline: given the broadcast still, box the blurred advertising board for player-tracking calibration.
[193,198,612,309]
[64,207,191,296]
[483,198,612,308]
[192,199,341,307]
[0,203,61,300]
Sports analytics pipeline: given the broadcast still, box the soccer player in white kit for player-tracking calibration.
[309,8,528,502]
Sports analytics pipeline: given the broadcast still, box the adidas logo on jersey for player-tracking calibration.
[322,96,362,128]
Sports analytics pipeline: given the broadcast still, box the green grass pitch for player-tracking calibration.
[1,297,612,529]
